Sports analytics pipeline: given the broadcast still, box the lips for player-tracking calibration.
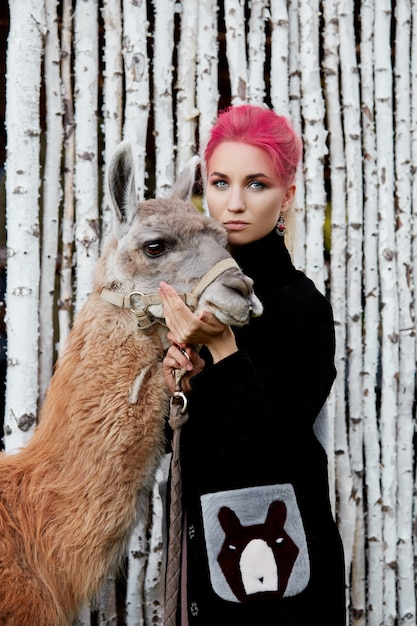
[224,221,249,231]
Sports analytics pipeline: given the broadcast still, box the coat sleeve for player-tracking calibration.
[188,277,336,444]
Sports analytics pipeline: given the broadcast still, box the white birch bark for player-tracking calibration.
[269,0,289,115]
[77,603,91,626]
[411,0,417,589]
[143,455,170,624]
[413,0,417,334]
[196,0,219,148]
[288,0,306,271]
[58,0,75,352]
[298,0,327,293]
[224,0,248,104]
[4,0,45,451]
[196,0,219,184]
[375,3,399,624]
[74,0,99,312]
[360,1,383,623]
[125,490,151,626]
[122,0,150,201]
[322,3,354,611]
[122,2,151,617]
[98,6,123,615]
[338,1,365,621]
[322,0,346,506]
[152,0,175,197]
[101,0,123,244]
[176,0,198,177]
[39,0,63,406]
[394,1,416,623]
[247,0,267,105]
[98,574,117,625]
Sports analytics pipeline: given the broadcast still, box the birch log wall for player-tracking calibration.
[1,1,416,624]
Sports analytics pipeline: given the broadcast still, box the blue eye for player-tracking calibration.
[248,180,265,190]
[213,180,229,189]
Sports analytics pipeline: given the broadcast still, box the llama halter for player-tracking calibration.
[100,257,241,328]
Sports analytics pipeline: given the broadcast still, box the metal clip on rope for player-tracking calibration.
[170,368,188,415]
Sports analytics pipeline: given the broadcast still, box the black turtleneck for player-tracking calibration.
[232,228,299,299]
[179,228,345,626]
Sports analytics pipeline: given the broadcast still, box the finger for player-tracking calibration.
[165,345,193,372]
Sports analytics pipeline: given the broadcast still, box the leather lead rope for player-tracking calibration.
[164,370,189,626]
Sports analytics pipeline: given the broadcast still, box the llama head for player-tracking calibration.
[217,501,300,602]
[98,141,263,327]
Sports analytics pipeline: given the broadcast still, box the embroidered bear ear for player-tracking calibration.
[218,506,242,534]
[265,500,287,529]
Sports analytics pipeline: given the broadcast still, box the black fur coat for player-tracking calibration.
[177,229,346,625]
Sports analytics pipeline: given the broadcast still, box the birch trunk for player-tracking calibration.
[122,2,152,614]
[247,0,267,105]
[360,1,383,623]
[224,0,248,104]
[74,0,99,312]
[394,1,416,623]
[125,490,151,626]
[122,0,150,201]
[322,2,354,611]
[101,0,123,244]
[98,6,123,614]
[39,0,63,405]
[176,0,198,176]
[375,4,399,624]
[322,0,346,510]
[298,0,327,293]
[98,575,117,625]
[338,1,365,621]
[412,0,417,591]
[143,456,171,624]
[58,0,75,351]
[152,0,175,197]
[196,0,218,170]
[73,7,98,611]
[4,0,45,451]
[288,0,305,271]
[269,0,289,115]
[413,0,417,335]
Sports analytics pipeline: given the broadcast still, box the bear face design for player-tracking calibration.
[217,500,299,602]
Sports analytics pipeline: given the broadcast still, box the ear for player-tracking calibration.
[265,500,287,529]
[218,506,242,534]
[280,184,296,214]
[108,141,138,230]
[168,155,200,202]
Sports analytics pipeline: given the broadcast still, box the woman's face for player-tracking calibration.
[206,142,295,250]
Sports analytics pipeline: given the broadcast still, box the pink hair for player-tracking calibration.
[204,105,302,187]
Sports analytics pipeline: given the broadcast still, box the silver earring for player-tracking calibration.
[276,214,286,236]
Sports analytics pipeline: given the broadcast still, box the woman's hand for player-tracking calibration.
[159,281,238,364]
[162,339,205,395]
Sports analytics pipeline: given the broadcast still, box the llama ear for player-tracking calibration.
[108,141,138,230]
[169,155,200,202]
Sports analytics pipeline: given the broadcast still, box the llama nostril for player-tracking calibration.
[226,274,252,298]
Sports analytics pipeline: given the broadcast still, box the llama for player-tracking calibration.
[0,142,263,625]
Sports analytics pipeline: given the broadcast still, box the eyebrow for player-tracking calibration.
[209,171,272,181]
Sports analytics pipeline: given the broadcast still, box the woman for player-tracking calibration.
[160,105,346,625]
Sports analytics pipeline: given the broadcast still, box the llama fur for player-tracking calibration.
[0,142,262,625]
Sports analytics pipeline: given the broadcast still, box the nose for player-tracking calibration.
[228,186,245,212]
[225,273,253,297]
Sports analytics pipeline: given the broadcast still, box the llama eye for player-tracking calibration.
[227,544,237,552]
[276,537,284,546]
[144,241,166,257]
